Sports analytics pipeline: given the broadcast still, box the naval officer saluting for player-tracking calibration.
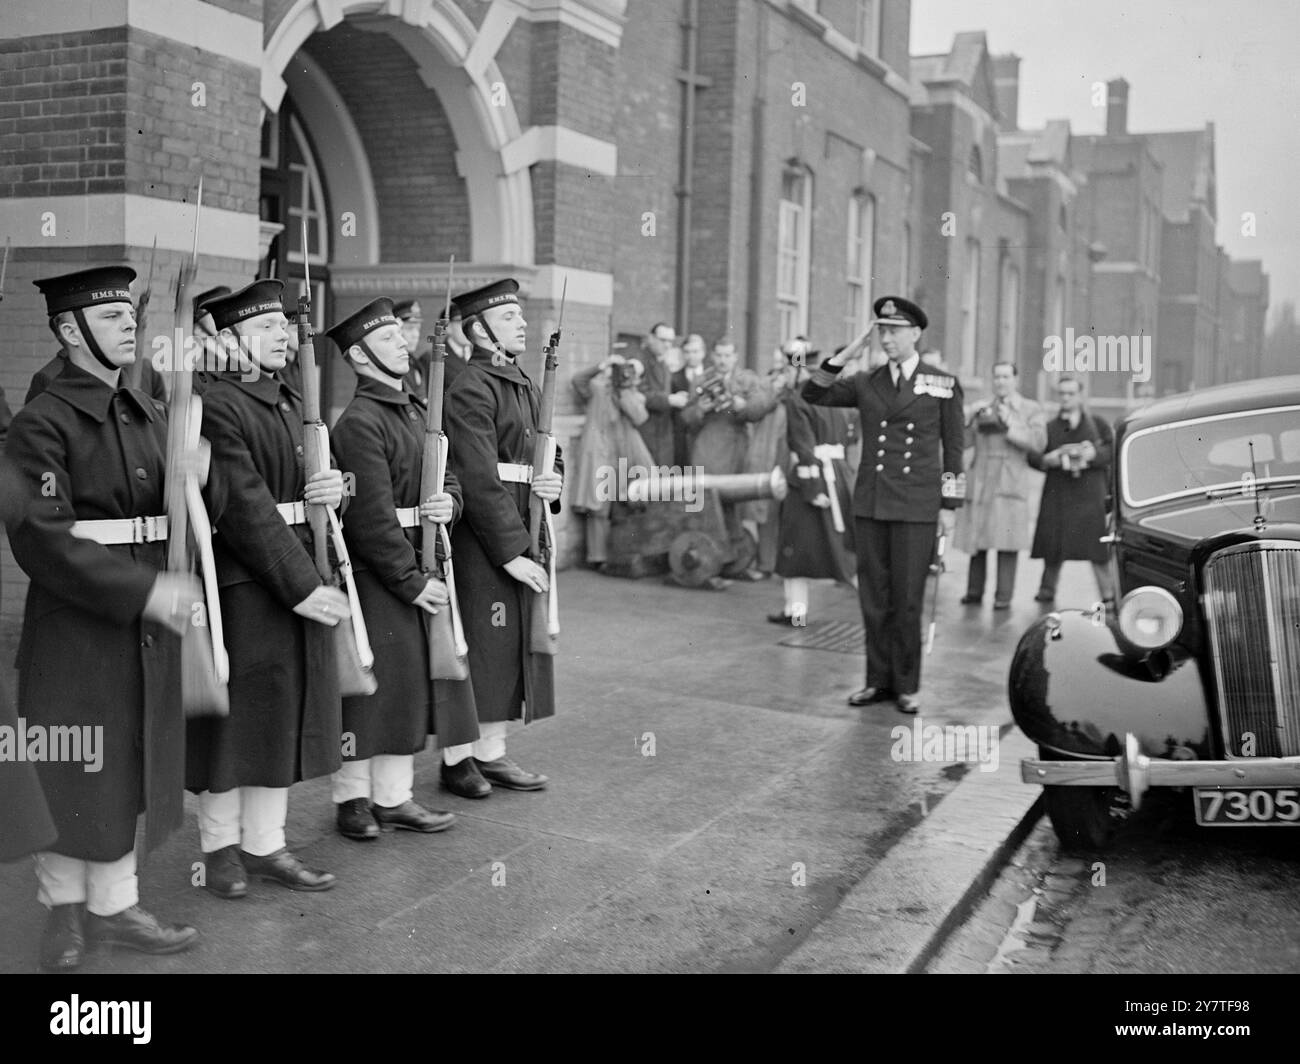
[802,296,965,714]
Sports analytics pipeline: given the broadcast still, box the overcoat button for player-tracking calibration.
[907,423,915,430]
[903,466,911,474]
[880,420,887,428]
[906,437,914,444]
[142,634,154,648]
[119,413,131,424]
[280,402,291,412]
[904,451,912,459]
[135,467,148,480]
[295,445,304,456]
[875,464,884,471]
[877,435,886,443]
[876,449,885,457]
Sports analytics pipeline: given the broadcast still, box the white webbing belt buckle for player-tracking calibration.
[813,444,846,534]
[277,501,308,525]
[395,506,420,528]
[69,514,169,545]
[497,462,533,484]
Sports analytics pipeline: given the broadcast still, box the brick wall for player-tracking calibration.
[304,24,472,264]
[609,0,681,340]
[0,28,129,199]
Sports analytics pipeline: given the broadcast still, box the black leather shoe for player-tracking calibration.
[475,757,548,791]
[960,594,982,605]
[1034,590,1055,603]
[373,800,455,833]
[241,848,335,892]
[767,612,795,625]
[441,758,492,799]
[203,844,248,899]
[896,693,921,715]
[85,906,199,955]
[847,686,893,706]
[336,798,380,841]
[40,903,85,971]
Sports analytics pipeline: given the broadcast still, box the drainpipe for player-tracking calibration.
[674,0,701,334]
[744,2,768,367]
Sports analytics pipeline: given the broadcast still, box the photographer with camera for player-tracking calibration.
[954,361,1046,609]
[1028,375,1115,606]
[570,349,653,569]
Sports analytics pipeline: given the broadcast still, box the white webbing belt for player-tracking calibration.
[813,443,847,534]
[69,515,169,545]
[395,507,420,528]
[276,501,307,525]
[497,462,533,484]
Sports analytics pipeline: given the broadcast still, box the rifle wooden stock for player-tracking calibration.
[528,340,560,656]
[296,298,377,697]
[165,259,228,717]
[421,320,469,680]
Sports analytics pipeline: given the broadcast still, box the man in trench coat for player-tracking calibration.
[954,361,1046,608]
[440,279,562,798]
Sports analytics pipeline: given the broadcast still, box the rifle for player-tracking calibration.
[527,277,564,656]
[0,237,9,303]
[165,175,229,716]
[128,235,157,390]
[297,218,377,697]
[422,257,469,680]
[925,530,946,655]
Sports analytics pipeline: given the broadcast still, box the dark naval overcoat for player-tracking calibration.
[5,363,184,860]
[187,369,342,793]
[330,377,479,755]
[443,346,562,724]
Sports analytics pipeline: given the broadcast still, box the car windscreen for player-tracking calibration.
[1121,405,1300,508]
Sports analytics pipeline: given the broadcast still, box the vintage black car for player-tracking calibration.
[1010,375,1300,848]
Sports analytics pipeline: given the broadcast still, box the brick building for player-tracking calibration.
[0,2,1275,637]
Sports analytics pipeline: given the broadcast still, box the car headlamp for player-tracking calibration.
[1117,586,1183,651]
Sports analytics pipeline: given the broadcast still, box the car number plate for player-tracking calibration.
[1194,788,1300,826]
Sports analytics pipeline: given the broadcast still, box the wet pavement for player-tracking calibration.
[0,547,1104,973]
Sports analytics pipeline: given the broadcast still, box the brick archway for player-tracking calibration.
[262,0,534,266]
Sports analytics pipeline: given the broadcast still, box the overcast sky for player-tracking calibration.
[912,0,1300,317]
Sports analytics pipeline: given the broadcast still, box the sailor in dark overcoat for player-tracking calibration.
[6,266,200,969]
[803,297,965,714]
[1028,376,1116,604]
[325,298,476,841]
[440,279,562,798]
[187,280,347,898]
[769,345,856,625]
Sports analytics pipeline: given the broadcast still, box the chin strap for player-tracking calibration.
[355,337,404,381]
[71,308,120,371]
[468,312,511,362]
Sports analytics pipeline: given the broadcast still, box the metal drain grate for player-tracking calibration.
[777,620,864,654]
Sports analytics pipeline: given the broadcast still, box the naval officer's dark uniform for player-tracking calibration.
[802,298,964,703]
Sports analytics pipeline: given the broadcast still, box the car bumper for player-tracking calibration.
[1023,734,1300,809]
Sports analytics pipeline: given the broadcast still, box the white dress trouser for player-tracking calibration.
[35,850,138,917]
[331,754,413,807]
[197,786,289,857]
[442,720,508,766]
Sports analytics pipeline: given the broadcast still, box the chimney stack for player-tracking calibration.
[1106,77,1129,135]
[992,54,1021,133]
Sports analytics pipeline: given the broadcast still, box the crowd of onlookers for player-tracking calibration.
[570,320,1121,618]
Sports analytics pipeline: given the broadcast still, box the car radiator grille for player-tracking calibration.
[1203,542,1300,757]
